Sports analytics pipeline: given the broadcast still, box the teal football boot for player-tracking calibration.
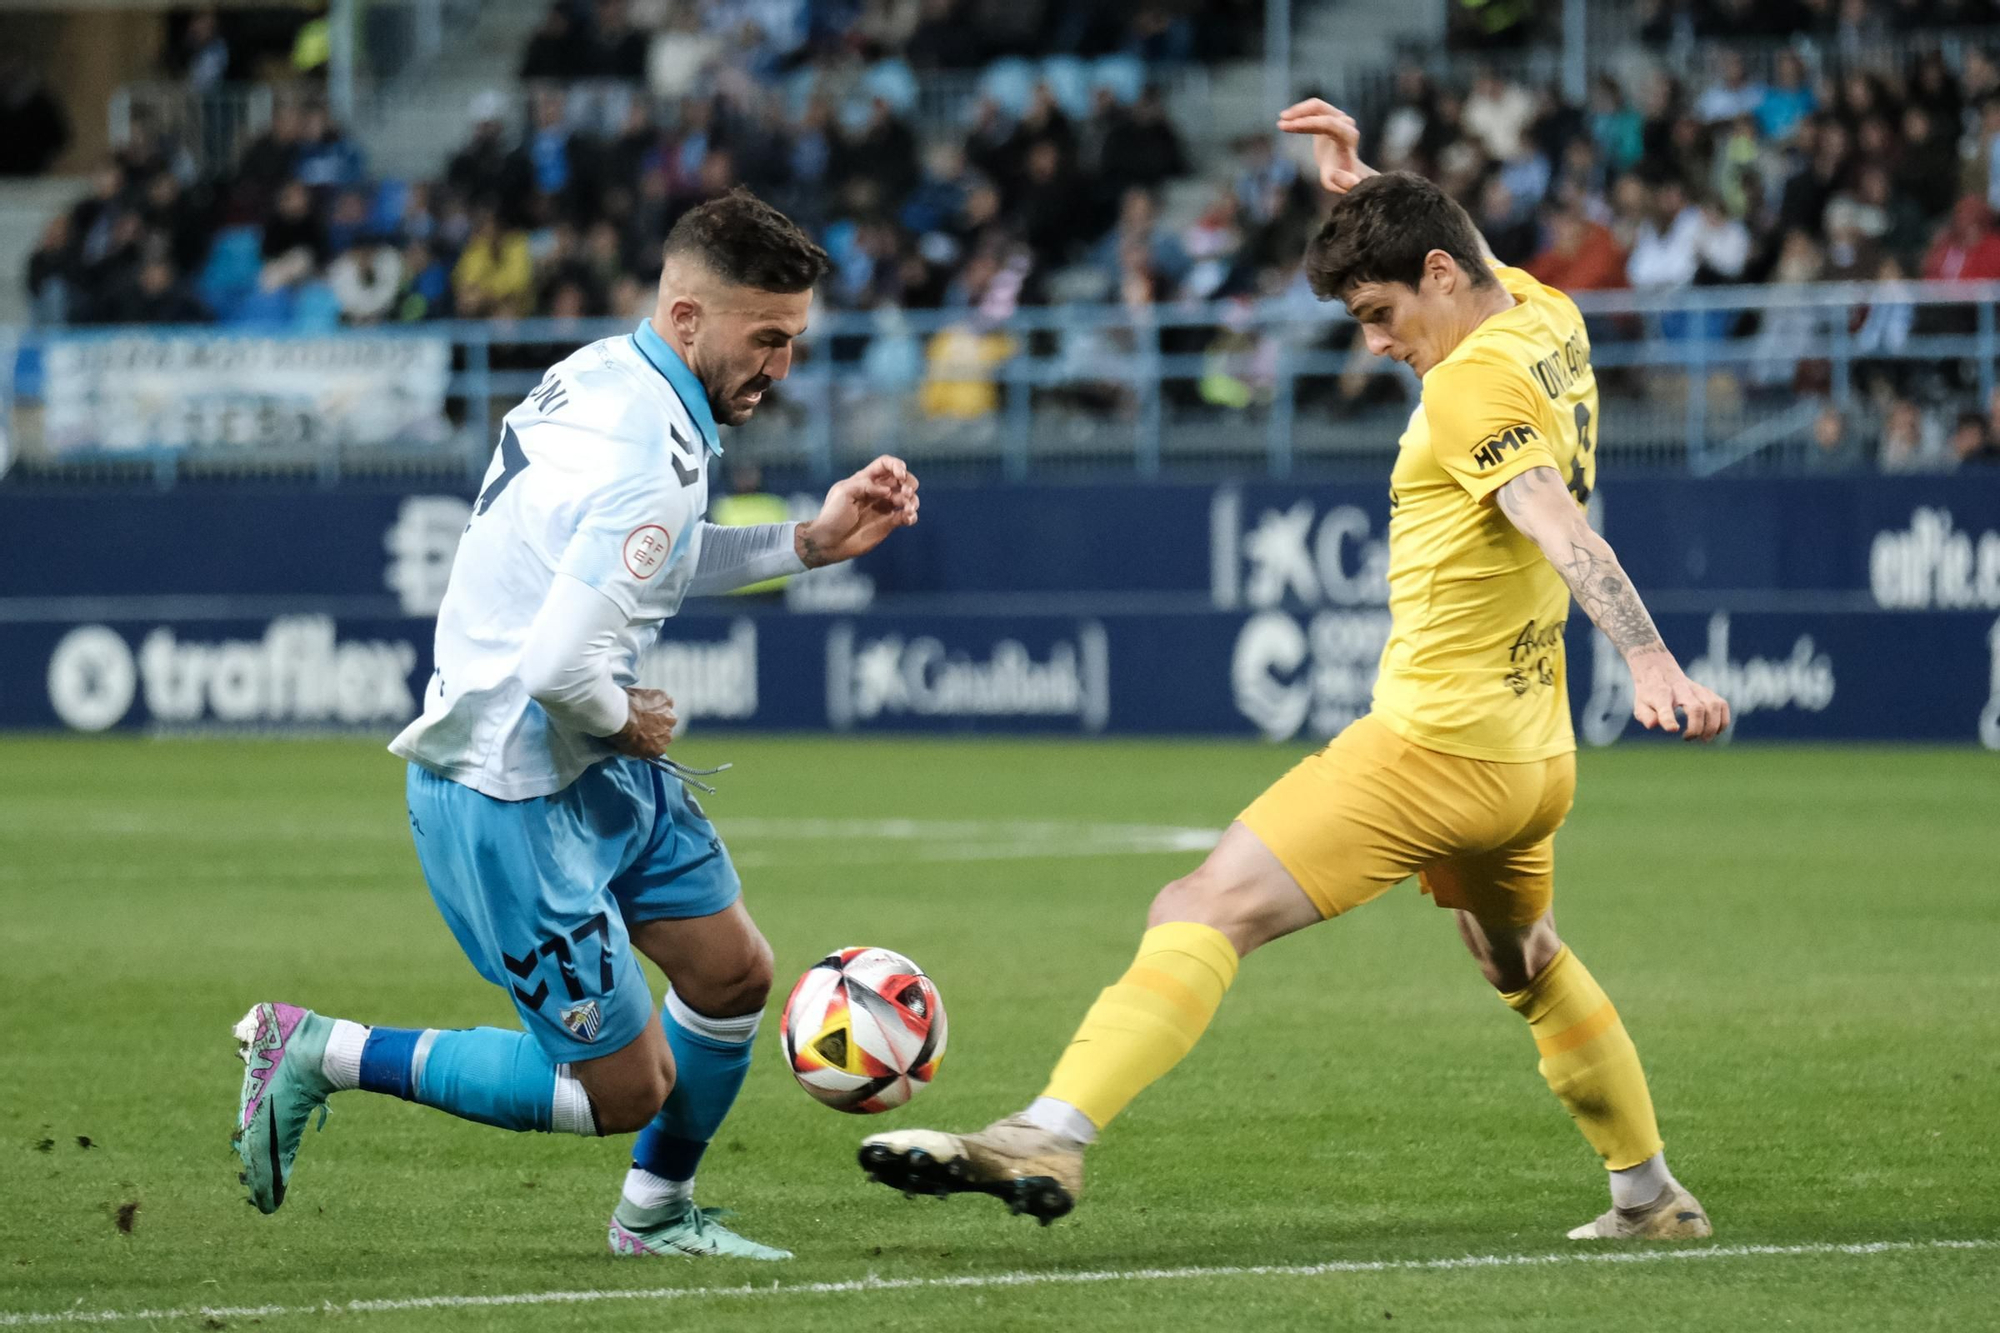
[231,1003,337,1214]
[608,1199,792,1260]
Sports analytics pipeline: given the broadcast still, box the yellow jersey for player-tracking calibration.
[1369,265,1597,763]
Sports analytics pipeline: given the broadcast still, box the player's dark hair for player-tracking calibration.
[1305,172,1497,301]
[662,187,830,294]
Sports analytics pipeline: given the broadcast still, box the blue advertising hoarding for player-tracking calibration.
[2,477,1997,745]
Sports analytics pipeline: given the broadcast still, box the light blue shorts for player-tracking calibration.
[404,756,742,1065]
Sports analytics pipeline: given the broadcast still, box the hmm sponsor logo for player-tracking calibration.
[1470,423,1541,471]
[46,617,419,732]
[1580,613,1833,745]
[1870,508,2000,610]
[825,623,1109,730]
[637,619,759,722]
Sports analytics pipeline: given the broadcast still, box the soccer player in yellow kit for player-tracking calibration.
[857,102,1731,1242]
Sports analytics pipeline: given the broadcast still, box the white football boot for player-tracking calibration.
[858,1114,1084,1224]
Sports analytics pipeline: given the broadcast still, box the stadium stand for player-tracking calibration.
[17,0,2000,475]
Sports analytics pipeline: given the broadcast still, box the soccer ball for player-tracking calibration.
[779,946,946,1113]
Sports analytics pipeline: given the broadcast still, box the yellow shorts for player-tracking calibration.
[1238,714,1577,928]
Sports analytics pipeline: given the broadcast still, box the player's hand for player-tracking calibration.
[606,687,677,759]
[1276,98,1377,194]
[1629,655,1730,742]
[796,454,920,568]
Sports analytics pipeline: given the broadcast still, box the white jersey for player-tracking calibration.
[390,322,718,800]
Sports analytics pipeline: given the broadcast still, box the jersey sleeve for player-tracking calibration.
[1423,352,1562,504]
[554,465,696,618]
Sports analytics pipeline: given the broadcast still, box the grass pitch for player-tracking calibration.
[1,736,1995,1330]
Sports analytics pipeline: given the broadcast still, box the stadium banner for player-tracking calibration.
[2,475,1999,604]
[5,608,1996,747]
[1,475,1996,743]
[38,333,453,455]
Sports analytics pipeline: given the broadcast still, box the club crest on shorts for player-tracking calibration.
[560,1000,603,1043]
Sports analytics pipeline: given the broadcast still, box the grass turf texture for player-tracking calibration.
[1,736,1994,1330]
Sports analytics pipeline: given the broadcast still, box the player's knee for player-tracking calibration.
[680,935,774,1017]
[590,1058,674,1135]
[1148,865,1242,934]
[732,933,775,1012]
[1459,911,1563,992]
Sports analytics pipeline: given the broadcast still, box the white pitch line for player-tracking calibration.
[3,1239,1990,1327]
[725,817,1220,868]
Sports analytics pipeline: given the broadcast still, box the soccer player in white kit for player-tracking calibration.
[230,189,920,1260]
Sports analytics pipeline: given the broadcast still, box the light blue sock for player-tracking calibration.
[627,993,760,1195]
[356,1026,597,1135]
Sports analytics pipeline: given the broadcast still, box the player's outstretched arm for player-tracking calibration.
[794,454,920,568]
[1494,467,1730,741]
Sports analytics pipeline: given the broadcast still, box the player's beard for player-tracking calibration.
[711,373,772,427]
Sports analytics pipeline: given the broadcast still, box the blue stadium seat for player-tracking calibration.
[820,217,861,272]
[291,281,343,332]
[196,227,264,322]
[1090,54,1145,105]
[978,58,1037,117]
[836,98,875,135]
[225,285,294,328]
[783,66,821,119]
[862,322,923,391]
[862,59,919,115]
[1040,56,1092,118]
[370,180,410,239]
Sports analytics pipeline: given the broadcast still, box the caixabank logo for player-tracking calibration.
[824,622,1109,731]
[1210,487,1391,740]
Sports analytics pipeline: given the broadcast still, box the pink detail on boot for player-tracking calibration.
[239,1003,307,1131]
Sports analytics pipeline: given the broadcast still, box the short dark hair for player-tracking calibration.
[662,187,830,293]
[1304,172,1496,302]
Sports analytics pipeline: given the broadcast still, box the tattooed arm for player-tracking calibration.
[1494,466,1730,741]
[792,454,921,569]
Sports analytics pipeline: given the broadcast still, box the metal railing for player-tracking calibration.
[109,84,277,181]
[5,279,1993,486]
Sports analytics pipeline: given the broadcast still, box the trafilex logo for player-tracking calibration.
[46,618,418,732]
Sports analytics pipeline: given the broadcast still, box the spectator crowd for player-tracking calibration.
[1365,31,2000,469]
[26,0,1260,335]
[20,0,2000,467]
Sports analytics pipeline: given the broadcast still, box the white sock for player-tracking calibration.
[1022,1096,1098,1146]
[1609,1151,1674,1210]
[664,989,763,1044]
[621,1167,693,1213]
[551,1064,598,1136]
[321,1019,370,1091]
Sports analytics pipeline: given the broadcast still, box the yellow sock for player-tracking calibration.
[1041,922,1241,1130]
[1501,946,1663,1171]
